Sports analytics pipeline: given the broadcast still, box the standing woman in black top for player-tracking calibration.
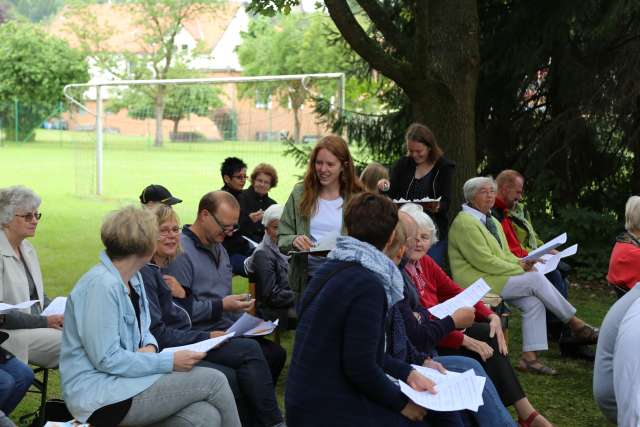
[389,123,454,267]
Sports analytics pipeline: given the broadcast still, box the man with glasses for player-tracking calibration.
[164,191,287,382]
[220,157,253,276]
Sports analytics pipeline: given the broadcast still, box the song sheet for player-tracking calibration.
[42,296,67,316]
[399,366,486,412]
[428,279,491,319]
[534,244,578,275]
[0,300,38,313]
[522,233,567,261]
[160,332,235,354]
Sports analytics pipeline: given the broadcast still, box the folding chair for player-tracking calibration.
[19,366,52,427]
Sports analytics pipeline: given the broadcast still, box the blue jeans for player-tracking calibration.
[0,356,34,415]
[435,356,516,427]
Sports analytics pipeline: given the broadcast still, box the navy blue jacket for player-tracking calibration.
[285,260,418,427]
[140,263,209,350]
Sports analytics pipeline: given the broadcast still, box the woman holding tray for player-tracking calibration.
[389,123,455,267]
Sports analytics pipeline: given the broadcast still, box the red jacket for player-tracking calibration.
[492,197,528,258]
[607,242,640,290]
[404,255,493,348]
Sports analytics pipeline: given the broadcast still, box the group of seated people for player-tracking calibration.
[0,123,636,426]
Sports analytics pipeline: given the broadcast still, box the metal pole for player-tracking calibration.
[14,99,18,142]
[95,86,103,195]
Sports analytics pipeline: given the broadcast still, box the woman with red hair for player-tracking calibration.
[278,135,362,295]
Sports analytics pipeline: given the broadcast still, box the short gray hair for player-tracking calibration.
[463,177,496,203]
[399,203,439,245]
[0,186,42,227]
[625,195,640,232]
[262,204,283,226]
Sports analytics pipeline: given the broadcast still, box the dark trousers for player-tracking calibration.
[255,336,287,384]
[545,268,569,338]
[438,323,525,407]
[204,337,283,427]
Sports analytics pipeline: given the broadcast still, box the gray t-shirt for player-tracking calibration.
[593,284,640,423]
[614,296,640,426]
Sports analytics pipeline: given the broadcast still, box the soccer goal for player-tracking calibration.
[62,73,345,197]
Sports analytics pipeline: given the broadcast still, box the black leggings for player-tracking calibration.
[438,322,525,407]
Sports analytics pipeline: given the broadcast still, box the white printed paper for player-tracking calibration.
[534,244,578,275]
[399,367,485,412]
[42,296,67,316]
[522,233,567,261]
[245,319,279,336]
[242,235,259,248]
[160,332,235,354]
[392,197,441,204]
[226,313,279,336]
[311,231,339,253]
[428,278,491,319]
[0,300,39,313]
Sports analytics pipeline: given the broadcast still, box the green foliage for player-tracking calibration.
[108,67,225,133]
[237,11,382,142]
[5,0,63,22]
[67,0,221,146]
[534,206,621,282]
[0,21,88,140]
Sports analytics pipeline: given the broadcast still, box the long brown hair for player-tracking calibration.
[405,123,443,164]
[299,135,362,218]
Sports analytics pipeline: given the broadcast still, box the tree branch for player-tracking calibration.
[354,0,410,60]
[324,0,413,88]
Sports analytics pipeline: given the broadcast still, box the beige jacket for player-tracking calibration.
[0,229,45,312]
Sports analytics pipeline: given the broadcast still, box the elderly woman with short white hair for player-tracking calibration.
[245,205,295,319]
[448,176,597,376]
[0,185,63,368]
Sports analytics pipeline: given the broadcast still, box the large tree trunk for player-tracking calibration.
[408,1,480,218]
[293,106,301,143]
[154,86,166,147]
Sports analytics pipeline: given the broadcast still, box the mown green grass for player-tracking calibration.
[1,131,615,426]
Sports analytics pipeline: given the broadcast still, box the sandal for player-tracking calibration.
[518,410,555,427]
[516,358,557,375]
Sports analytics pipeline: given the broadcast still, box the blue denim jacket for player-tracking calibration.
[60,251,174,422]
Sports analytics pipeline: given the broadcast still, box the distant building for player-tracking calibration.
[48,1,328,142]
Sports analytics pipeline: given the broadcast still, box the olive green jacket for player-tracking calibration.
[277,182,350,295]
[510,204,544,252]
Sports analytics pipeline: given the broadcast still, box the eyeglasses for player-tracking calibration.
[15,212,42,222]
[209,211,239,234]
[232,174,248,180]
[159,226,181,237]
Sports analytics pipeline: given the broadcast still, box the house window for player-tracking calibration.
[181,44,188,51]
[256,88,272,110]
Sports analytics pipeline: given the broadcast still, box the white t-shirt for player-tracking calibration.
[310,197,343,244]
[307,197,343,277]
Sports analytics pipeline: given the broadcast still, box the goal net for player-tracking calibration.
[61,73,345,203]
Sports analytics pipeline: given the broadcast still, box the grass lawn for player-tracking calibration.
[1,131,615,426]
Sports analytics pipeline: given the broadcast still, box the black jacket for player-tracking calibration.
[221,185,251,256]
[389,155,455,238]
[238,186,277,244]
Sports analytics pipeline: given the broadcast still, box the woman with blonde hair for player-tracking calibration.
[278,135,362,295]
[360,162,390,194]
[60,206,240,427]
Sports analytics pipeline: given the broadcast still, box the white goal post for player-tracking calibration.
[63,72,346,195]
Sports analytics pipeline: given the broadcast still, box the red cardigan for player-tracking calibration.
[607,242,640,290]
[404,255,494,348]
